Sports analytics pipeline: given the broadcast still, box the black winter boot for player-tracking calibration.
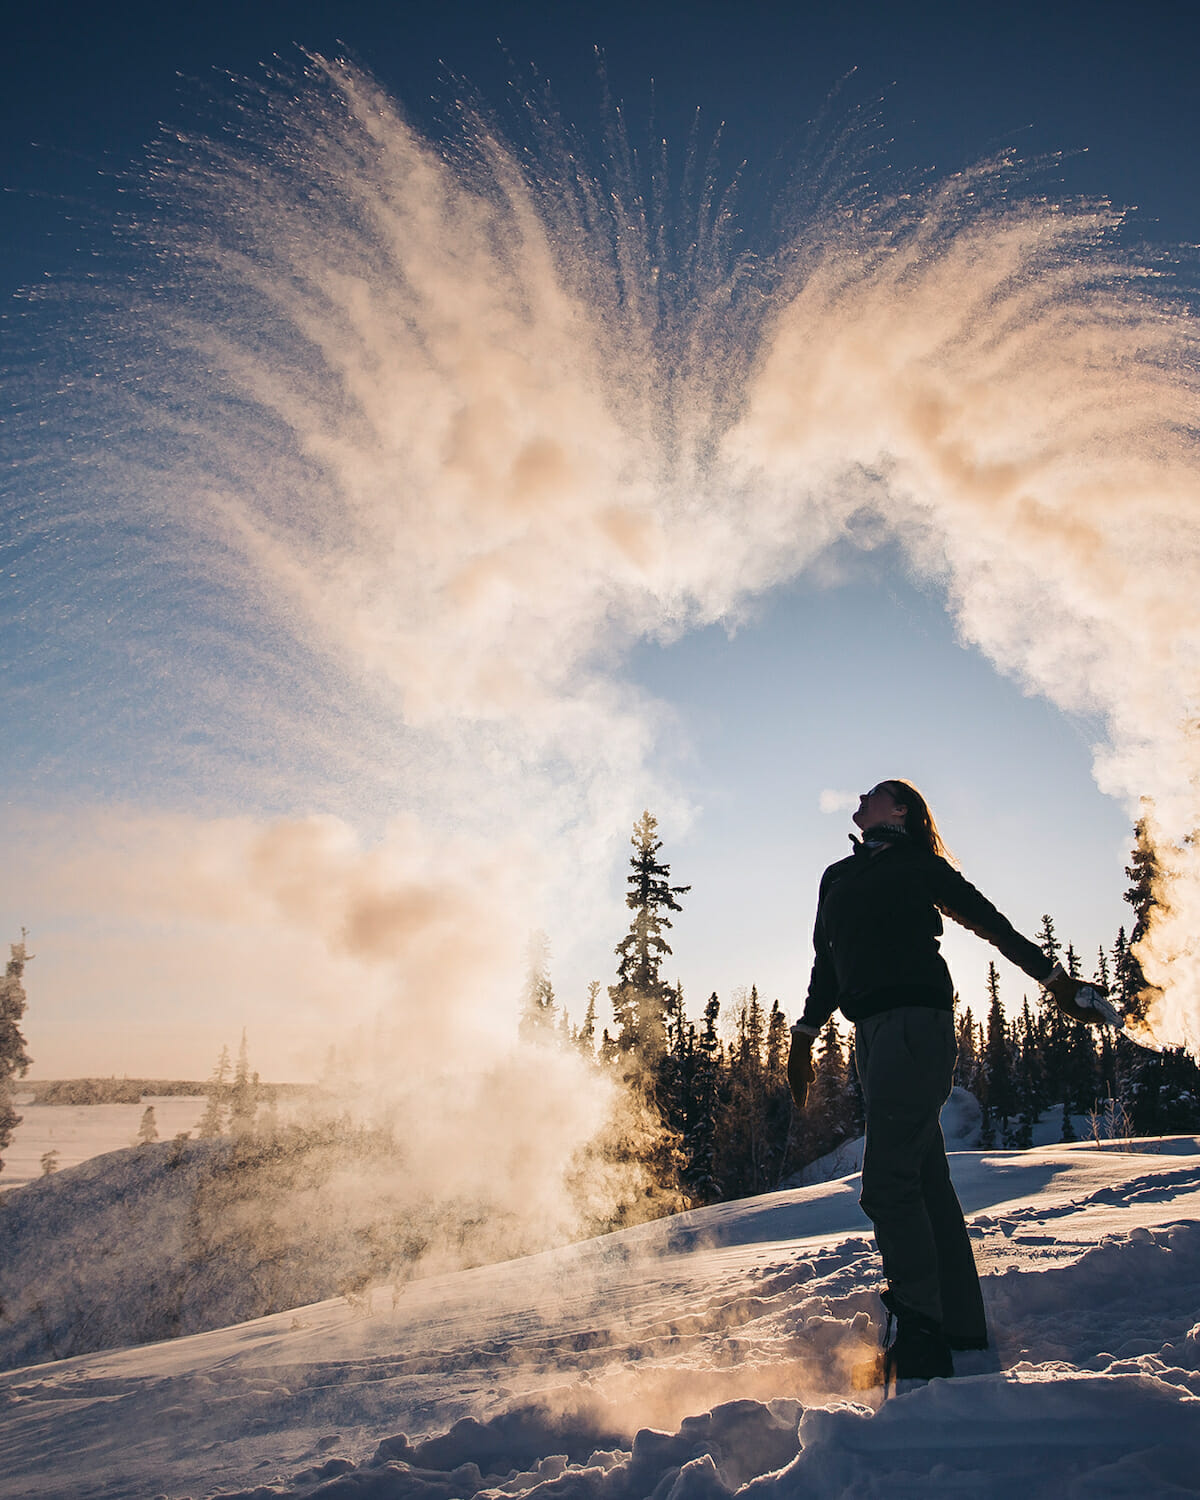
[880,1287,954,1386]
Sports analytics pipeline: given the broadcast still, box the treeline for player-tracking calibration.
[523,813,1200,1211]
[957,920,1200,1146]
[31,1079,207,1105]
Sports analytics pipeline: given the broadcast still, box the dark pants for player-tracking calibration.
[854,1007,986,1340]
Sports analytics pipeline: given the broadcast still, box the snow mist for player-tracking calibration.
[8,51,1200,1218]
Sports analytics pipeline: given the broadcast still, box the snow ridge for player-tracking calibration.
[2,1141,1199,1499]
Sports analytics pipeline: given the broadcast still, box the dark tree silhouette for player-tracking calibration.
[0,934,33,1177]
[609,811,690,1062]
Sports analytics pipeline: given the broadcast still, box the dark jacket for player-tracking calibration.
[799,837,1053,1029]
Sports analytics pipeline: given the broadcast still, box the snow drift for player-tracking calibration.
[2,1138,1198,1498]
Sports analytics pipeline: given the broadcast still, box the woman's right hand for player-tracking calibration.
[787,1029,817,1109]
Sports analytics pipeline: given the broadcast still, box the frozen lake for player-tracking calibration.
[1,1096,209,1190]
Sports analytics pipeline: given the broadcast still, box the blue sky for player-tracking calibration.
[3,1,1196,1075]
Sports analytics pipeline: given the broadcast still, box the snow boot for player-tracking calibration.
[880,1287,954,1387]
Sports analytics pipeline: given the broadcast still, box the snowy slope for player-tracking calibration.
[1,1141,1198,1499]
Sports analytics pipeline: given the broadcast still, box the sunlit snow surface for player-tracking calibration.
[1,1142,1198,1498]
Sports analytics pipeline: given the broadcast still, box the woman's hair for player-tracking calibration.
[882,779,954,864]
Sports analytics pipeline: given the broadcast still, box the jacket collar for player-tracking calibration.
[850,823,911,856]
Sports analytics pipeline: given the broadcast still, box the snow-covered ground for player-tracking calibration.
[2,1096,209,1189]
[1,1138,1197,1499]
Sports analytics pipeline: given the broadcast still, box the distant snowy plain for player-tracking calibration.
[1,1127,1198,1499]
[3,1096,210,1189]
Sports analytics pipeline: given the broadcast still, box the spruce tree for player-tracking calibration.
[518,931,559,1045]
[1035,915,1072,1116]
[1013,998,1042,1148]
[197,1044,231,1138]
[0,934,33,1177]
[682,994,722,1205]
[983,965,1016,1144]
[1123,818,1162,1024]
[1110,928,1132,1007]
[806,1018,857,1164]
[660,981,691,1147]
[577,981,599,1057]
[1035,914,1061,968]
[609,811,690,1062]
[229,1030,258,1137]
[137,1105,159,1145]
[1065,1020,1098,1121]
[955,1006,980,1096]
[718,987,770,1196]
[764,1001,794,1186]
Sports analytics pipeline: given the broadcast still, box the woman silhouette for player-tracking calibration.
[788,779,1109,1384]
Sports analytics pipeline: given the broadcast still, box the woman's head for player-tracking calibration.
[853,778,951,861]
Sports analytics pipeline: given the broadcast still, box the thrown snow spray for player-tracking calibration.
[7,53,1200,1093]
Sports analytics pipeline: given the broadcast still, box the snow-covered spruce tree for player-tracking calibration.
[137,1106,159,1145]
[608,811,690,1064]
[595,812,691,1215]
[0,934,33,1177]
[576,981,599,1057]
[196,1044,231,1138]
[518,931,559,1046]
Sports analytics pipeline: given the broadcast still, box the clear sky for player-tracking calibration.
[3,0,1198,1078]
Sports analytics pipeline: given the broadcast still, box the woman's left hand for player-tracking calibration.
[1044,965,1123,1027]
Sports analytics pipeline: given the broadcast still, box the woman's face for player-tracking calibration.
[853,782,908,831]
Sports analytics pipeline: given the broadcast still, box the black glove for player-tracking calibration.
[1043,963,1123,1028]
[787,1028,817,1109]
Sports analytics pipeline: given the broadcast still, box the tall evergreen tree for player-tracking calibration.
[1110,927,1132,1007]
[1035,914,1062,968]
[955,1006,980,1097]
[1034,914,1072,1117]
[681,993,722,1205]
[609,811,690,1062]
[518,931,559,1045]
[1013,998,1042,1148]
[197,1044,231,1138]
[1123,818,1162,1024]
[718,987,771,1197]
[1064,1019,1099,1120]
[0,934,33,1177]
[983,964,1017,1144]
[577,982,599,1057]
[229,1030,258,1137]
[805,1018,858,1163]
[763,1001,794,1185]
